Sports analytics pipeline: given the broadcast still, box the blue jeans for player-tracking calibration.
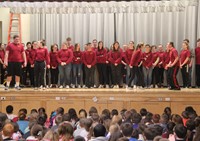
[72,64,82,85]
[58,63,72,86]
[143,66,153,87]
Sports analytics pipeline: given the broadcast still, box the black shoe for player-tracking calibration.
[174,87,181,90]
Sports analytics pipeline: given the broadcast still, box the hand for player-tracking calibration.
[4,61,8,66]
[3,65,6,69]
[47,65,50,69]
[87,65,91,68]
[189,63,192,67]
[61,62,65,66]
[24,62,27,67]
[129,65,133,68]
[31,64,34,68]
[52,66,56,69]
[114,63,118,66]
[180,64,182,69]
[106,61,109,64]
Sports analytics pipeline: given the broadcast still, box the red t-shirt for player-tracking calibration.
[73,51,82,64]
[35,47,50,65]
[6,43,24,62]
[169,48,179,66]
[195,47,200,65]
[108,50,122,64]
[82,50,96,66]
[142,52,153,68]
[163,51,170,68]
[57,49,73,64]
[0,50,5,63]
[96,48,107,64]
[180,49,190,64]
[49,51,58,68]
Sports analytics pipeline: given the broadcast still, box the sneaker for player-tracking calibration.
[78,85,81,88]
[155,85,158,88]
[4,86,9,91]
[72,85,75,88]
[39,85,43,89]
[133,85,137,89]
[15,86,21,90]
[50,84,52,88]
[34,87,38,90]
[94,85,97,88]
[98,85,103,88]
[66,85,70,89]
[106,85,109,88]
[59,85,63,89]
[43,87,46,90]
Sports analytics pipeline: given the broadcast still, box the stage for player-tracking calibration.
[0,88,200,116]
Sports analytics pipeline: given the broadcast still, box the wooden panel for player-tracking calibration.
[84,100,107,114]
[130,102,170,115]
[46,100,85,116]
[171,102,200,115]
[107,101,124,112]
[1,101,42,114]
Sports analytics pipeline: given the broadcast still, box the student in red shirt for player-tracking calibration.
[49,44,59,88]
[34,41,50,90]
[72,43,82,88]
[66,37,74,51]
[195,38,200,87]
[180,42,191,88]
[4,35,27,90]
[57,42,73,89]
[157,45,165,87]
[166,42,180,90]
[142,44,153,88]
[96,41,108,88]
[123,41,135,87]
[108,41,122,88]
[82,43,96,88]
[128,43,143,88]
[22,42,32,86]
[0,43,5,84]
[29,41,37,87]
[163,45,170,87]
[151,45,160,88]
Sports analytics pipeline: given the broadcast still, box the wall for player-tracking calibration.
[0,8,30,45]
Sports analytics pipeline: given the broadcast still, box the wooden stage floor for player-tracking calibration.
[0,88,200,116]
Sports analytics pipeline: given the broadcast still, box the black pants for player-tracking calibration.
[196,64,200,87]
[97,63,107,85]
[85,66,95,88]
[152,67,159,87]
[30,67,35,86]
[181,65,189,87]
[50,68,58,85]
[158,67,164,86]
[34,61,45,87]
[128,66,137,87]
[0,64,5,84]
[111,64,122,85]
[168,66,180,89]
[22,63,31,86]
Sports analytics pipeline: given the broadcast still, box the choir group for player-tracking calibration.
[1,35,200,90]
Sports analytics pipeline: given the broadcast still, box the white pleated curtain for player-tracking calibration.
[30,13,115,49]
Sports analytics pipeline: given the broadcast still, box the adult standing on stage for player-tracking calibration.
[180,41,191,88]
[82,43,96,88]
[34,41,50,90]
[57,42,73,89]
[166,42,180,90]
[4,35,27,90]
[108,41,123,88]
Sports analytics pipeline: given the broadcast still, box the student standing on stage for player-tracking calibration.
[4,35,27,90]
[49,44,59,88]
[163,45,170,87]
[34,41,50,90]
[142,44,153,88]
[157,45,165,87]
[66,37,74,50]
[123,41,135,88]
[108,41,123,88]
[166,42,180,90]
[151,45,160,88]
[96,41,108,88]
[0,43,5,84]
[29,41,37,87]
[128,43,143,89]
[22,42,32,86]
[82,43,96,88]
[72,43,82,88]
[180,42,191,88]
[195,39,200,88]
[57,42,73,88]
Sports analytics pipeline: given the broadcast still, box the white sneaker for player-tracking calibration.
[155,85,158,88]
[72,85,75,88]
[94,85,97,88]
[133,85,137,89]
[59,85,63,89]
[82,85,86,88]
[39,85,43,89]
[106,85,109,88]
[43,87,46,90]
[78,85,81,88]
[66,85,70,89]
[98,85,103,88]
